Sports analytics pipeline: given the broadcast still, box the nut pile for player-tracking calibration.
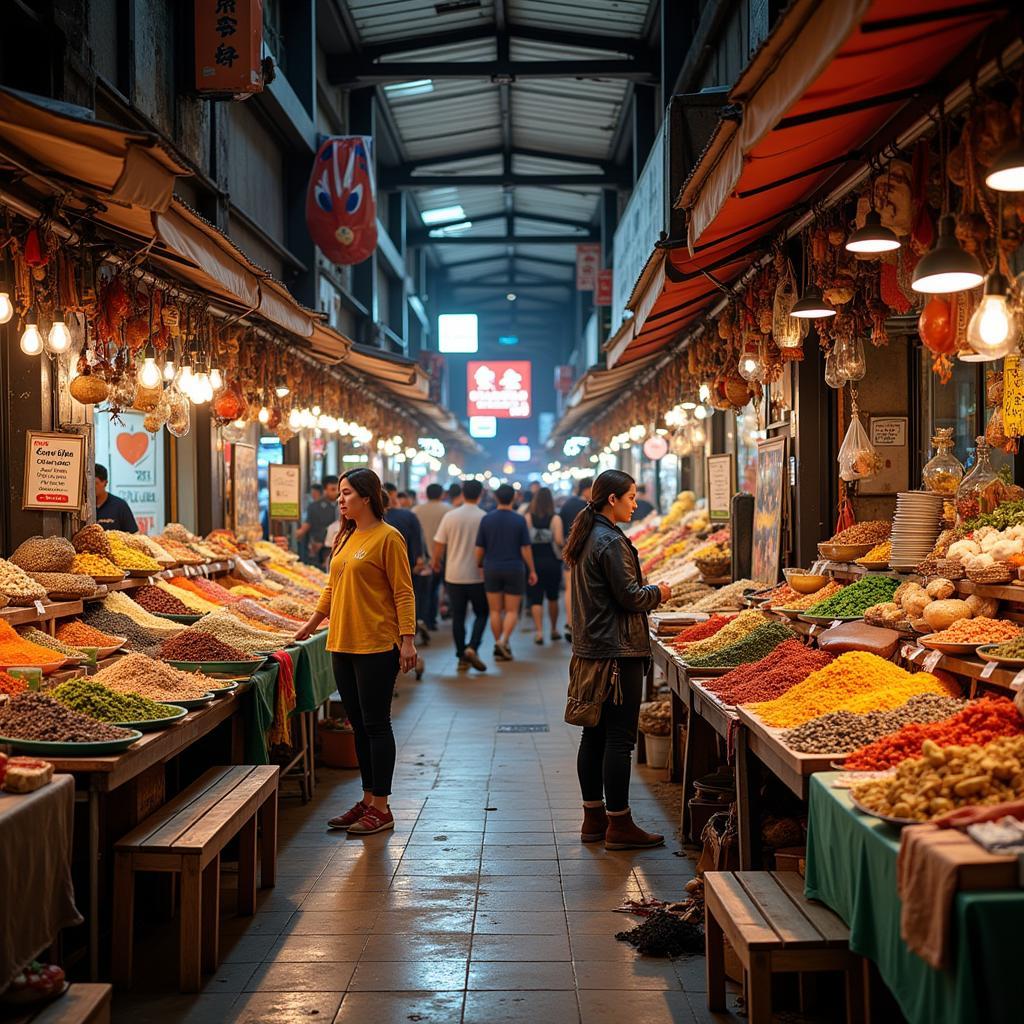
[830,521,892,545]
[72,524,113,558]
[0,558,48,605]
[9,536,76,572]
[639,700,671,736]
[91,654,213,701]
[0,692,134,742]
[26,572,97,598]
[131,584,193,615]
[51,678,177,723]
[781,693,965,754]
[158,631,254,662]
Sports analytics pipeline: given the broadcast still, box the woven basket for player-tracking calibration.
[966,562,1013,585]
[696,555,731,578]
[932,558,966,581]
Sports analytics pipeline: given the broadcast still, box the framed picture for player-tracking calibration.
[706,453,735,522]
[23,431,86,512]
[231,443,261,542]
[752,436,787,585]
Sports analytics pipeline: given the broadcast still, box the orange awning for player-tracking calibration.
[552,355,660,440]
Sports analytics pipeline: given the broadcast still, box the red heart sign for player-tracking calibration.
[116,431,149,466]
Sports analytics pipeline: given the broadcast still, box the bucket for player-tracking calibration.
[318,724,359,769]
[642,731,671,769]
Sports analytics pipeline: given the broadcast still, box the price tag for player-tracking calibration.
[1010,670,1024,692]
[830,620,844,629]
[901,644,924,663]
[147,577,156,586]
[34,600,47,616]
[922,650,943,673]
[200,565,210,577]
[980,660,998,680]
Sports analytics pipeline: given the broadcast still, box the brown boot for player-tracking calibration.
[581,804,608,843]
[604,809,664,850]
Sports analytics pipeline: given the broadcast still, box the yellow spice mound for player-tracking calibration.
[748,651,959,728]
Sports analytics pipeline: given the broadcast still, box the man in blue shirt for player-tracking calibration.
[475,484,537,661]
[95,464,138,533]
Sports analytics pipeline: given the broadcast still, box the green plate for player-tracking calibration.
[154,612,204,624]
[166,659,264,678]
[0,730,142,755]
[155,693,215,710]
[113,705,189,731]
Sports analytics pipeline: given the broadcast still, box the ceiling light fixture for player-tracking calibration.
[984,138,1024,192]
[790,285,836,319]
[845,208,901,253]
[911,214,984,293]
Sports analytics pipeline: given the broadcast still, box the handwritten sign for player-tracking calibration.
[269,464,301,519]
[23,431,85,511]
[706,454,735,523]
[870,418,907,446]
[1003,355,1024,437]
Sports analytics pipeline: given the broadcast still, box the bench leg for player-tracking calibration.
[201,855,221,974]
[111,852,134,989]
[238,816,258,916]
[259,792,278,889]
[179,859,202,993]
[746,951,772,1024]
[845,958,867,1024]
[704,903,726,1011]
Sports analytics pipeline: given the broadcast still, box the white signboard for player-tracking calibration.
[23,431,86,512]
[94,411,165,535]
[268,464,301,519]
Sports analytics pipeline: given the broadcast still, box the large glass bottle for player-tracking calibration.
[955,435,999,523]
[922,427,964,496]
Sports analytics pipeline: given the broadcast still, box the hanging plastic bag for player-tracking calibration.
[838,409,881,481]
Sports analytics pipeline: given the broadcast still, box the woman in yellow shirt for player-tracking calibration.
[294,468,417,834]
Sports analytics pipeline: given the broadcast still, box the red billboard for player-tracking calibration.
[467,361,531,419]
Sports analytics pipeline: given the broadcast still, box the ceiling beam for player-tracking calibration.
[437,253,575,271]
[410,233,596,246]
[326,58,657,85]
[360,24,496,60]
[411,212,594,244]
[383,170,627,188]
[396,145,616,176]
[450,282,573,290]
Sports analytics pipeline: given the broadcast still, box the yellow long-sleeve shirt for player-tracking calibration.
[314,522,417,654]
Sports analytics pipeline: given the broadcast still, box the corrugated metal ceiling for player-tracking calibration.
[346,0,496,45]
[507,0,651,38]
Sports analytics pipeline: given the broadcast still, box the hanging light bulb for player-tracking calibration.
[19,310,43,356]
[845,208,901,254]
[790,286,836,319]
[163,356,176,382]
[835,335,867,382]
[911,214,984,293]
[985,138,1024,192]
[737,338,765,382]
[210,367,223,391]
[962,272,1020,361]
[138,354,162,389]
[258,405,271,425]
[824,347,842,389]
[191,372,212,404]
[289,408,302,431]
[274,375,290,398]
[0,290,12,325]
[177,361,193,394]
[45,314,72,354]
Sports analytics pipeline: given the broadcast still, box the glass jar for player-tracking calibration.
[955,435,1000,523]
[824,347,842,389]
[922,427,964,496]
[835,334,866,382]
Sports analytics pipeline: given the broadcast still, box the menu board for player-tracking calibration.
[231,443,261,542]
[23,431,86,512]
[706,453,735,522]
[268,464,300,520]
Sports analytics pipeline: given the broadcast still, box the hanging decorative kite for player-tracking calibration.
[305,135,377,265]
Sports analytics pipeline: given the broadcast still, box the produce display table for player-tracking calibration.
[805,773,1022,1024]
[0,776,82,988]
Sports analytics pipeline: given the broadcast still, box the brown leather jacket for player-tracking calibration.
[570,514,660,659]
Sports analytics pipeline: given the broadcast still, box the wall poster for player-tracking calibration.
[268,464,301,520]
[706,453,736,522]
[752,436,787,585]
[231,443,261,542]
[23,431,86,512]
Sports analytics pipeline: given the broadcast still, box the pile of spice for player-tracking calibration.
[158,631,255,662]
[18,628,83,660]
[983,634,1024,660]
[852,734,1024,821]
[803,575,899,618]
[56,620,124,648]
[858,540,892,563]
[0,622,66,665]
[677,579,757,613]
[130,585,194,616]
[702,640,834,706]
[71,553,123,578]
[0,670,27,696]
[227,608,286,633]
[685,621,795,669]
[268,595,316,620]
[51,678,177,723]
[0,558,48,605]
[757,582,799,607]
[168,577,238,606]
[108,537,160,572]
[103,592,181,633]
[748,652,959,728]
[669,615,734,648]
[80,608,173,654]
[91,654,213,701]
[155,579,219,612]
[924,617,1021,644]
[844,697,1024,770]
[231,598,302,630]
[178,611,292,655]
[781,693,966,754]
[0,692,134,743]
[830,521,891,545]
[674,609,765,659]
[776,581,844,611]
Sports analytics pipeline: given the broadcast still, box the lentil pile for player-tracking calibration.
[0,692,134,742]
[18,628,82,659]
[830,521,891,544]
[91,654,213,701]
[51,678,177,723]
[675,609,766,660]
[777,581,843,611]
[80,608,174,653]
[925,617,1021,644]
[781,693,965,754]
[748,652,959,728]
[158,631,255,662]
[803,574,900,618]
[685,621,796,669]
[702,640,834,706]
[179,611,292,655]
[131,584,194,615]
[669,614,733,648]
[0,622,66,665]
[843,697,1024,770]
[56,620,124,647]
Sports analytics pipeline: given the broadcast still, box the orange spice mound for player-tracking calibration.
[56,620,123,647]
[0,622,65,665]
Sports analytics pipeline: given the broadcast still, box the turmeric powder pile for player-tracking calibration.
[0,621,66,665]
[748,651,960,728]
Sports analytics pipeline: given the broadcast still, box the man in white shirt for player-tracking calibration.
[432,479,488,672]
[414,483,449,630]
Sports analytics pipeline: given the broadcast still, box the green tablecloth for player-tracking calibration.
[241,662,279,765]
[805,772,1022,1024]
[288,631,335,712]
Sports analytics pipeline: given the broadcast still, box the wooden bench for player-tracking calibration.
[112,765,279,992]
[705,870,865,1024]
[10,984,112,1024]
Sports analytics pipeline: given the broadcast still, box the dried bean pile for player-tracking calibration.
[51,678,175,723]
[0,692,133,742]
[80,608,173,653]
[158,631,254,662]
[19,628,83,659]
[702,640,834,706]
[615,911,704,958]
[781,693,966,754]
[131,585,193,615]
[685,621,795,669]
[91,654,213,701]
[103,592,181,632]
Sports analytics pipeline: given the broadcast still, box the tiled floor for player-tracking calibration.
[113,628,735,1023]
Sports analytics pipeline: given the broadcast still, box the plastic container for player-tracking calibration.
[319,722,359,769]
[642,731,670,769]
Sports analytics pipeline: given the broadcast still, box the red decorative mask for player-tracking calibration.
[305,136,377,265]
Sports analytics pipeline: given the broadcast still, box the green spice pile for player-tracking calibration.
[675,609,766,660]
[685,621,795,669]
[50,678,177,723]
[985,635,1024,660]
[781,693,966,754]
[18,628,83,659]
[803,574,899,618]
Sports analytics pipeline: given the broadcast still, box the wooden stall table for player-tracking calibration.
[43,695,242,979]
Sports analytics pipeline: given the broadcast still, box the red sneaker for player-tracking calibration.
[347,806,395,835]
[327,801,367,829]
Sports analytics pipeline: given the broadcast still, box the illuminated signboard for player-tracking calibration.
[469,416,497,438]
[467,361,531,419]
[507,445,531,462]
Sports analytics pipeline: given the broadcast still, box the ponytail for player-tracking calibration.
[562,469,635,566]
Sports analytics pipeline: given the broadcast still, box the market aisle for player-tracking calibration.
[113,634,714,1024]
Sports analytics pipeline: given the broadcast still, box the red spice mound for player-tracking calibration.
[670,614,733,648]
[844,697,1024,770]
[702,639,834,706]
[158,630,254,662]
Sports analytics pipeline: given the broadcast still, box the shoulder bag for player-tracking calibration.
[565,655,622,727]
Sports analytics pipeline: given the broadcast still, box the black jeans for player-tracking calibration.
[448,582,488,657]
[332,648,399,797]
[426,571,441,628]
[576,658,644,813]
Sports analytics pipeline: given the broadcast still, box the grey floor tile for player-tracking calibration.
[359,932,474,961]
[244,961,356,991]
[347,958,468,991]
[462,990,581,1024]
[333,991,465,1024]
[229,991,343,1024]
[467,961,577,990]
[576,989,697,1023]
[470,934,572,962]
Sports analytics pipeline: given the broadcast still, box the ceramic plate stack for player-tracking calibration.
[889,491,944,571]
